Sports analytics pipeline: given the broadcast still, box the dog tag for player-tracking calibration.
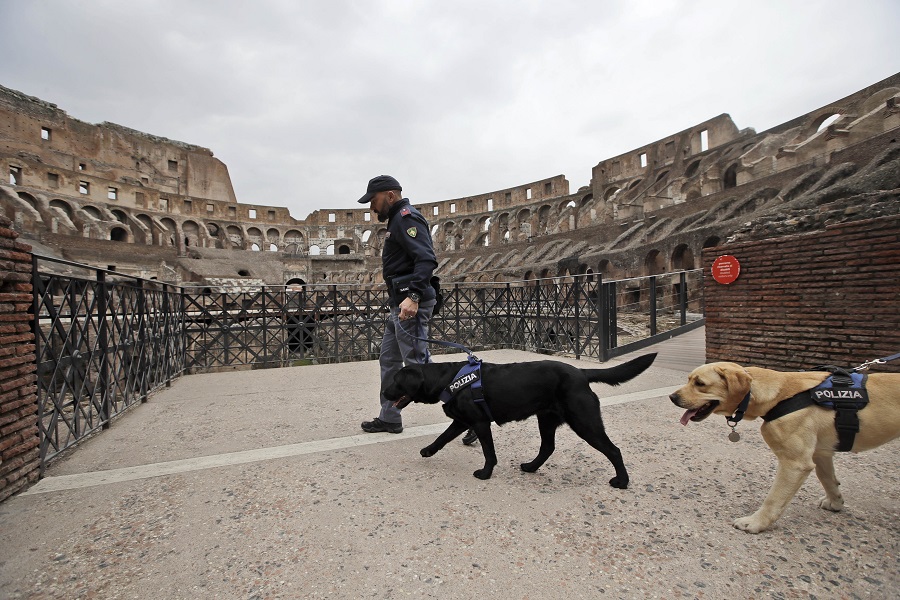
[728,430,741,443]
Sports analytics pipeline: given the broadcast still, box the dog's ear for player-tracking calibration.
[713,363,751,403]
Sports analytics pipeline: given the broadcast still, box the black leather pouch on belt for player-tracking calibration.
[390,273,416,300]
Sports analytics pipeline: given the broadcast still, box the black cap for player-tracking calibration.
[358,175,402,204]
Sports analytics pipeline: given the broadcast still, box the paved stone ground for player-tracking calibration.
[1,329,898,599]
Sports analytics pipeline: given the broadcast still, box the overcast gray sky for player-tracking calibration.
[2,0,898,220]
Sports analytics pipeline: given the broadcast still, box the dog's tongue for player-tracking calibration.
[680,409,698,426]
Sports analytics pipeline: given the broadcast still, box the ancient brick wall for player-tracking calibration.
[0,215,40,501]
[703,215,900,372]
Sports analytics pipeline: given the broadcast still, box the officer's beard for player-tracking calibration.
[376,210,389,222]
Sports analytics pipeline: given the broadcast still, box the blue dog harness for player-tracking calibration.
[438,355,495,422]
[762,368,869,452]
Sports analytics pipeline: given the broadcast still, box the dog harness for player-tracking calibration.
[438,355,495,422]
[762,367,869,452]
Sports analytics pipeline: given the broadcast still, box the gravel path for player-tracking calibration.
[1,343,897,599]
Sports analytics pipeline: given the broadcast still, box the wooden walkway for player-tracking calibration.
[617,325,706,373]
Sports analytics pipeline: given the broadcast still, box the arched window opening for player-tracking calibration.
[816,113,841,133]
[723,164,738,189]
[338,245,351,254]
[110,227,128,242]
[251,243,260,251]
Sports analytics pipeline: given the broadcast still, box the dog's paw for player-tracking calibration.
[520,461,539,473]
[818,496,844,512]
[473,468,493,480]
[733,516,768,534]
[420,447,436,458]
[608,476,629,489]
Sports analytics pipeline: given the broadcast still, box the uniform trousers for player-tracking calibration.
[378,299,436,424]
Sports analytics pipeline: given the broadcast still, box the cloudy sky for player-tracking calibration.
[2,0,898,220]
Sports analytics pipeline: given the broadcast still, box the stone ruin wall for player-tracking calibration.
[1,73,899,290]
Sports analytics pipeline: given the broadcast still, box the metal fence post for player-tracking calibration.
[97,269,110,428]
[680,271,688,326]
[574,277,582,359]
[649,275,657,337]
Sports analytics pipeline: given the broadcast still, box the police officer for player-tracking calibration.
[359,175,438,434]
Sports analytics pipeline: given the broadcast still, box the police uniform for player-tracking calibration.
[376,198,438,424]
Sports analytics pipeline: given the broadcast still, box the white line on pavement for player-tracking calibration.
[21,386,679,496]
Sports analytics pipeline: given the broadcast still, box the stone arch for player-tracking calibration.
[655,170,670,183]
[50,199,74,220]
[672,244,695,270]
[338,244,350,254]
[702,236,721,248]
[537,204,553,234]
[111,209,127,223]
[134,213,154,244]
[597,259,620,279]
[628,179,643,189]
[309,244,321,256]
[160,217,178,247]
[604,187,622,201]
[110,226,128,242]
[812,112,842,133]
[16,191,38,210]
[516,208,532,240]
[83,205,103,220]
[580,193,593,206]
[723,163,738,189]
[183,220,201,247]
[684,160,701,179]
[267,228,281,245]
[860,88,900,114]
[226,225,243,248]
[284,229,305,254]
[644,249,665,275]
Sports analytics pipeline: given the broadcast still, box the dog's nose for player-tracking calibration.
[668,392,680,403]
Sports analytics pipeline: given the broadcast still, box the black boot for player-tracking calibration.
[462,429,478,445]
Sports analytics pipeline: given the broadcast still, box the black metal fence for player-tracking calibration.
[32,256,185,471]
[32,255,703,470]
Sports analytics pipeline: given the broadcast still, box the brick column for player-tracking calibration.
[0,215,40,502]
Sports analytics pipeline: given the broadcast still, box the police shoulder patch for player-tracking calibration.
[400,207,412,217]
[406,226,417,238]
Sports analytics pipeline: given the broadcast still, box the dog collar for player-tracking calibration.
[725,390,752,442]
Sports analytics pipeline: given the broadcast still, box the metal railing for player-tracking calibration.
[31,255,703,470]
[32,256,185,471]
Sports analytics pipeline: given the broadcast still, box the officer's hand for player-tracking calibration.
[399,297,419,320]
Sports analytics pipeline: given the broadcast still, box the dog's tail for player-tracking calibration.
[581,353,657,385]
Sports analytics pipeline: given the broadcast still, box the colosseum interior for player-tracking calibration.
[2,73,899,289]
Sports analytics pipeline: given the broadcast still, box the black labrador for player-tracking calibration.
[383,353,656,487]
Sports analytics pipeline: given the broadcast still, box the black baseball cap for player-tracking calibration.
[358,175,402,204]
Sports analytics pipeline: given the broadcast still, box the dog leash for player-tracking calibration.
[854,351,900,371]
[390,312,479,358]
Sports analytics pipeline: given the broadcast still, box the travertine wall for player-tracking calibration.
[1,74,899,290]
[0,215,39,501]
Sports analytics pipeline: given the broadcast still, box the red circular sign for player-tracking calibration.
[711,255,740,285]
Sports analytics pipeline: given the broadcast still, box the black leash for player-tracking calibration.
[854,351,900,371]
[390,312,478,358]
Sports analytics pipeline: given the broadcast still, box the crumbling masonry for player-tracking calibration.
[1,74,899,290]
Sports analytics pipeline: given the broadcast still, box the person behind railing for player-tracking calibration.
[357,175,439,435]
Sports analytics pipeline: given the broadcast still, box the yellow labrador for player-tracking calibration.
[669,362,900,533]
